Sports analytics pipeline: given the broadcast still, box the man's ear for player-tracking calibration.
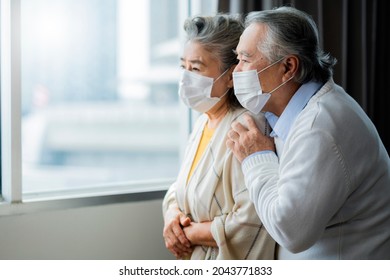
[282,55,299,81]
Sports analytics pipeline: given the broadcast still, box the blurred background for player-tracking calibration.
[21,0,184,193]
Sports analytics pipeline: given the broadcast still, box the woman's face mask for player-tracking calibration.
[233,57,293,114]
[178,69,229,113]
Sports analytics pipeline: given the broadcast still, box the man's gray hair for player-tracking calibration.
[245,6,337,83]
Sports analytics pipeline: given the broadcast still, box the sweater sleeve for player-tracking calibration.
[162,181,179,217]
[242,128,351,253]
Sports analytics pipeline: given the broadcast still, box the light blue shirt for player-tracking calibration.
[243,81,323,164]
[266,81,323,140]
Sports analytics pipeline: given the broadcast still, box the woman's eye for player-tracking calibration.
[192,67,200,72]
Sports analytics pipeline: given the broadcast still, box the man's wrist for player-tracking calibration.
[242,150,274,166]
[242,150,278,175]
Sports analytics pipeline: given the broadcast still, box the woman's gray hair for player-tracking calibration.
[245,6,337,84]
[184,14,244,109]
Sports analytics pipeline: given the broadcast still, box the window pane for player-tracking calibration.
[21,0,181,193]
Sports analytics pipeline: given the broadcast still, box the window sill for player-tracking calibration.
[0,178,172,216]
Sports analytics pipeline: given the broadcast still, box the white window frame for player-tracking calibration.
[1,0,22,203]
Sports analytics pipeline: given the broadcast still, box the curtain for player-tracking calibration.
[219,0,263,14]
[218,0,390,153]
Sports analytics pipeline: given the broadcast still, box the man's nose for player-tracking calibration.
[233,63,241,72]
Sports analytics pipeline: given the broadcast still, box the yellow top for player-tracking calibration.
[187,124,215,183]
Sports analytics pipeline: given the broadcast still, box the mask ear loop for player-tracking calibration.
[213,67,231,84]
[268,75,295,95]
[256,57,293,95]
[257,57,285,75]
[219,88,230,99]
[211,67,233,100]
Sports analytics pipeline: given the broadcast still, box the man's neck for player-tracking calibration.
[266,82,302,117]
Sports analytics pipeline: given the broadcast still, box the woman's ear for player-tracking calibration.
[282,55,299,81]
[226,64,237,88]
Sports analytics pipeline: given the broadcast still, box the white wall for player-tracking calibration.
[0,198,174,260]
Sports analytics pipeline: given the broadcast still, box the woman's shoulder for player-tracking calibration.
[230,108,267,134]
[187,113,208,139]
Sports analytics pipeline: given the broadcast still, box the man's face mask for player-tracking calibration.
[233,57,293,114]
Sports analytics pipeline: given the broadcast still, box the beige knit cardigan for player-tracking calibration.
[163,108,275,260]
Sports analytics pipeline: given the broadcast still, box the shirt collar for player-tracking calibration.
[265,81,323,141]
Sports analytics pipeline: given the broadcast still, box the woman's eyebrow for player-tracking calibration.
[180,57,205,66]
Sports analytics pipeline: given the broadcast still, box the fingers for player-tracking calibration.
[226,138,235,151]
[244,113,259,130]
[180,215,191,227]
[163,211,193,258]
[227,129,240,142]
[228,120,247,143]
[172,222,191,249]
[227,122,245,162]
[227,114,273,162]
[231,120,248,134]
[164,225,192,258]
[226,137,246,162]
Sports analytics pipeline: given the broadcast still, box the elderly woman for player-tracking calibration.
[162,14,275,260]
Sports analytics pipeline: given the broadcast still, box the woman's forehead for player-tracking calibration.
[181,41,220,66]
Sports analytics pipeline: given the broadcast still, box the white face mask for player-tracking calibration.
[233,57,293,114]
[178,69,229,113]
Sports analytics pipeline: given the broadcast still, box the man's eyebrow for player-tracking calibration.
[232,49,253,57]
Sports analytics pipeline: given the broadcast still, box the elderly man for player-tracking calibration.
[227,6,390,259]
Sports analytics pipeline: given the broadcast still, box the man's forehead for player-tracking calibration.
[237,24,264,56]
